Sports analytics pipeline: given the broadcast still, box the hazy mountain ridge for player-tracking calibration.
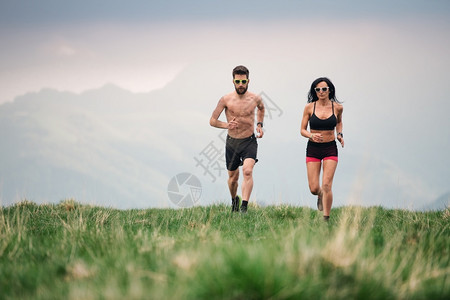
[1,63,448,210]
[0,84,183,208]
[422,192,450,211]
[0,64,234,208]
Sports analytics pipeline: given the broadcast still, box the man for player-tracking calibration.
[209,65,265,213]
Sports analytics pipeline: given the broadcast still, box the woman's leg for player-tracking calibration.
[307,161,322,197]
[321,159,338,216]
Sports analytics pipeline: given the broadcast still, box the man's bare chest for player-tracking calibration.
[226,99,257,117]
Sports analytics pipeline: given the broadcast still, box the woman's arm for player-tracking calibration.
[300,104,312,139]
[335,104,344,147]
[301,103,323,142]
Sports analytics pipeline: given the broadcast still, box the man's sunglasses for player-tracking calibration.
[234,79,248,85]
[314,87,329,92]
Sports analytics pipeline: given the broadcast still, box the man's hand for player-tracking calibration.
[256,125,264,138]
[228,117,238,130]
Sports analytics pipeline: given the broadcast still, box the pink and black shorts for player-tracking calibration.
[306,140,338,163]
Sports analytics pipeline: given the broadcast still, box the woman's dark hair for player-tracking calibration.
[307,77,340,103]
[232,65,249,79]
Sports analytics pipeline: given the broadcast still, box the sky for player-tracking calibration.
[1,0,450,209]
[1,0,449,104]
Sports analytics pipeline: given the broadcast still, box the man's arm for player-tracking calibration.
[256,96,265,124]
[256,96,265,138]
[209,97,228,129]
[210,97,238,129]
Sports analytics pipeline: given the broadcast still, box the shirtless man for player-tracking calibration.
[209,65,265,213]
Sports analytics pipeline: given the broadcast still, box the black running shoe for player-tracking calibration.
[317,193,323,211]
[232,195,241,212]
[240,200,248,213]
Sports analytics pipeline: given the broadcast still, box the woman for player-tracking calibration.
[300,77,344,221]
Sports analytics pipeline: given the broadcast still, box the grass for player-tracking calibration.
[0,200,449,299]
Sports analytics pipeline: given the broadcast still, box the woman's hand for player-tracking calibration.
[337,135,344,148]
[310,133,323,142]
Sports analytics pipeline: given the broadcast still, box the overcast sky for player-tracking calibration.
[1,0,449,104]
[1,0,449,208]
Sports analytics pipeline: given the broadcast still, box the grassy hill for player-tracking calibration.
[1,201,449,299]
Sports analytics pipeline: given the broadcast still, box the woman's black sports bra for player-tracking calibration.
[309,101,337,131]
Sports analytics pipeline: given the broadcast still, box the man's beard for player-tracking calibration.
[235,86,248,95]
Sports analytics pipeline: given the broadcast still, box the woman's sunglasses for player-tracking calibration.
[314,87,329,93]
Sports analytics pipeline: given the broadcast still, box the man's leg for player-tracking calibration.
[228,168,239,211]
[241,158,256,211]
[228,169,239,198]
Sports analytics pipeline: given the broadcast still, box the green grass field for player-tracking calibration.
[1,200,449,299]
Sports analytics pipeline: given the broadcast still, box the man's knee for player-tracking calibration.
[243,168,253,178]
[242,159,255,178]
[228,170,239,182]
[228,178,238,186]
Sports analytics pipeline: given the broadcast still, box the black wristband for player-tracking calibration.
[257,122,263,128]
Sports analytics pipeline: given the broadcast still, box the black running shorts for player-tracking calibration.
[225,134,258,171]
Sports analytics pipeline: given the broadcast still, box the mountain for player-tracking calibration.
[0,84,200,208]
[421,192,450,211]
[0,62,242,208]
[1,62,448,210]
